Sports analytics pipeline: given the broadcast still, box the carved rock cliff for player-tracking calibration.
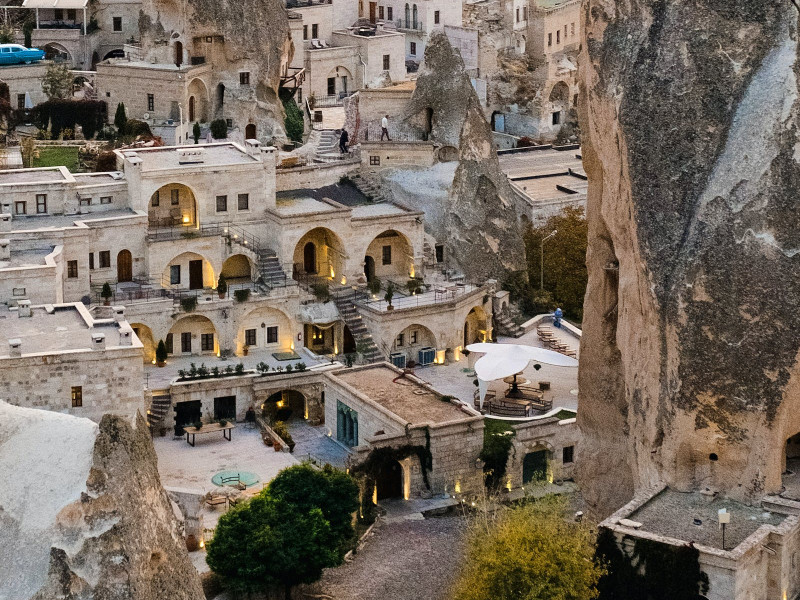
[0,402,203,599]
[577,1,800,517]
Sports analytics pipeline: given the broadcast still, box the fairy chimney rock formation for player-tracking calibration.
[0,402,204,599]
[405,31,526,281]
[577,2,800,517]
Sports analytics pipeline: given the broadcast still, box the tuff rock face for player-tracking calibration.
[404,31,526,281]
[139,0,292,142]
[577,1,800,517]
[0,402,203,600]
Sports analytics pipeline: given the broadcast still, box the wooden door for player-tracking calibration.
[117,249,132,282]
[376,461,402,499]
[189,259,203,289]
[369,1,376,23]
[245,123,256,140]
[304,242,317,274]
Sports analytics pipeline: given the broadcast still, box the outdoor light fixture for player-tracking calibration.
[182,216,189,223]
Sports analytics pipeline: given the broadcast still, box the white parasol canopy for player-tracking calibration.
[466,343,578,409]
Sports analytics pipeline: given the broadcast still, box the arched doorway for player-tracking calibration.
[393,323,436,364]
[264,390,306,421]
[376,461,403,500]
[148,183,198,228]
[187,78,209,123]
[174,41,183,67]
[168,315,218,355]
[216,83,225,114]
[103,49,124,60]
[130,322,155,363]
[245,123,256,140]
[43,43,71,64]
[523,449,549,484]
[303,242,317,274]
[364,229,414,280]
[117,249,132,282]
[221,254,253,282]
[464,306,488,346]
[364,255,375,282]
[163,252,214,290]
[343,325,356,354]
[188,96,195,122]
[293,228,345,280]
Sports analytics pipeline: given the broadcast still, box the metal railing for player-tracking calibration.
[147,222,264,254]
[310,92,354,108]
[362,120,427,142]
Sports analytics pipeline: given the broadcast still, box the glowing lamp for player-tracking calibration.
[199,539,205,549]
[409,265,415,278]
[341,275,347,285]
[290,341,295,350]
[454,481,461,494]
[182,216,189,224]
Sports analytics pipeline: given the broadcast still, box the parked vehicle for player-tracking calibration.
[0,44,46,65]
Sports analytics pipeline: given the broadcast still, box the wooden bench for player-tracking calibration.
[206,495,229,510]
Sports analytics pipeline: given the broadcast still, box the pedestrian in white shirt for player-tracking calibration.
[381,114,390,141]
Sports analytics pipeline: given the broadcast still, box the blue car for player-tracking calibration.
[0,44,46,65]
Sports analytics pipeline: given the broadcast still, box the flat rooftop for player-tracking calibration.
[119,143,259,171]
[0,304,124,356]
[498,148,584,179]
[278,181,371,207]
[275,196,338,216]
[510,174,587,201]
[628,489,786,550]
[0,247,52,269]
[0,167,68,185]
[7,208,139,231]
[334,365,469,425]
[351,203,408,218]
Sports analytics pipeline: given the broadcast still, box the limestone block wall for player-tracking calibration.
[1,344,145,422]
[506,415,579,488]
[427,418,484,497]
[360,141,436,168]
[0,246,62,305]
[305,46,361,99]
[323,374,406,444]
[275,161,358,192]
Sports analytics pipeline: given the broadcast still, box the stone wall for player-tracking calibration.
[506,414,579,488]
[360,141,437,169]
[275,161,359,192]
[576,1,800,516]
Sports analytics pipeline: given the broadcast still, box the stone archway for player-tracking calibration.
[221,254,254,282]
[148,183,198,228]
[236,305,293,355]
[163,251,215,290]
[187,78,209,123]
[43,43,71,64]
[364,229,414,281]
[392,323,436,364]
[264,389,306,421]
[464,306,488,346]
[293,227,346,280]
[130,322,155,363]
[168,314,218,356]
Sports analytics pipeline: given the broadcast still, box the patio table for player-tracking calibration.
[185,422,235,447]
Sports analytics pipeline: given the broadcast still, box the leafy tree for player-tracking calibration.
[114,102,127,134]
[0,25,14,44]
[452,495,604,600]
[206,464,359,599]
[155,339,168,365]
[282,97,304,143]
[210,118,227,139]
[41,63,73,100]
[266,464,360,555]
[512,205,588,320]
[192,121,201,144]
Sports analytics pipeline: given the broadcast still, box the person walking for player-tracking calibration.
[381,114,390,140]
[339,128,349,153]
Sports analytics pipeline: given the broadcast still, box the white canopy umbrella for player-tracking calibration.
[466,343,578,409]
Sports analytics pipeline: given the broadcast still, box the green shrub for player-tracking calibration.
[155,340,168,364]
[125,119,152,138]
[114,102,127,133]
[367,277,382,295]
[312,282,330,302]
[181,296,197,312]
[234,289,250,303]
[210,119,227,139]
[193,121,201,144]
[283,98,304,144]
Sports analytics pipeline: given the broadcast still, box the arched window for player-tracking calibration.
[404,3,410,28]
[412,4,418,28]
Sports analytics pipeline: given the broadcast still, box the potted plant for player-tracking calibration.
[367,277,382,296]
[384,281,395,310]
[192,121,201,144]
[216,274,227,299]
[406,277,423,295]
[181,296,197,312]
[155,339,168,367]
[101,282,113,306]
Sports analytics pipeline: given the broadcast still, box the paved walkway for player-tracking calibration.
[287,420,351,470]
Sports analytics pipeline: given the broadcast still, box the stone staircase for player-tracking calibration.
[256,248,291,289]
[332,289,382,362]
[494,309,525,338]
[348,171,391,203]
[147,392,172,430]
[313,129,357,164]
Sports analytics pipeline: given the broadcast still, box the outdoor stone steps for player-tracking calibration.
[332,293,382,362]
[257,254,290,288]
[147,396,172,429]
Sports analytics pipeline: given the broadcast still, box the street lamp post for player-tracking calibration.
[540,230,557,290]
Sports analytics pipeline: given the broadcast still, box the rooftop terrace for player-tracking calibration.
[6,208,140,231]
[118,143,260,171]
[628,489,786,550]
[0,167,69,185]
[333,364,471,425]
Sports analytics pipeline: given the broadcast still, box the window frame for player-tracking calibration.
[237,193,249,211]
[434,9,440,24]
[245,328,257,346]
[369,155,381,166]
[216,195,228,213]
[79,197,91,206]
[201,333,214,352]
[311,23,318,39]
[382,244,392,265]
[99,250,111,269]
[239,71,250,86]
[147,93,154,112]
[100,196,112,205]
[112,16,122,31]
[89,253,95,270]
[67,260,78,278]
[382,54,390,71]
[180,331,192,353]
[14,201,26,215]
[35,194,47,214]
[410,41,416,56]
[562,445,575,464]
[395,333,405,347]
[71,386,83,407]
[266,326,278,345]
[170,264,181,285]
[151,191,159,207]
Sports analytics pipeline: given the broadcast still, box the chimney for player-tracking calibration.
[246,138,261,155]
[0,213,10,232]
[119,325,133,347]
[112,305,125,322]
[0,239,9,261]
[8,338,21,358]
[91,332,106,351]
[17,299,31,317]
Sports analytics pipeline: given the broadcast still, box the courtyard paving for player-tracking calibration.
[287,420,351,470]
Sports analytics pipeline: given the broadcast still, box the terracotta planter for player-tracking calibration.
[243,346,249,356]
[218,292,226,299]
[273,442,282,452]
[156,361,166,368]
[387,304,394,311]
[103,299,110,306]
[186,534,199,552]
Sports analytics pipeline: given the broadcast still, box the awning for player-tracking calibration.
[466,343,578,409]
[299,302,341,328]
[22,0,89,8]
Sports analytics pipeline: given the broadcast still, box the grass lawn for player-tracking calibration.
[33,146,81,172]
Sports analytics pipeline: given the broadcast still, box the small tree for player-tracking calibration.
[100,282,113,304]
[155,339,168,365]
[210,118,227,139]
[452,495,605,600]
[216,274,228,298]
[384,281,395,308]
[0,25,14,44]
[192,121,201,144]
[114,102,127,134]
[367,276,382,295]
[41,64,73,100]
[20,136,36,168]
